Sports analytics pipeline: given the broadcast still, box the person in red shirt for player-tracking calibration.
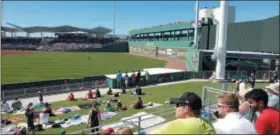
[131,71,136,86]
[246,88,280,135]
[86,89,94,99]
[67,93,75,101]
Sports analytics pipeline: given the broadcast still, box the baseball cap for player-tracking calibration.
[171,92,202,110]
[265,83,279,94]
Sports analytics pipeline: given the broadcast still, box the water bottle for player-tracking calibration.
[200,110,209,120]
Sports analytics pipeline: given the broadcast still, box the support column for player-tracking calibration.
[215,0,229,80]
[193,0,199,48]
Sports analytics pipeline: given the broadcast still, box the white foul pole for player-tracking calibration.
[193,0,199,47]
[215,0,228,80]
[113,0,116,39]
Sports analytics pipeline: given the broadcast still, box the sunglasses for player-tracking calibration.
[217,104,232,108]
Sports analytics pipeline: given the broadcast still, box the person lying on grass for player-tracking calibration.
[67,92,76,101]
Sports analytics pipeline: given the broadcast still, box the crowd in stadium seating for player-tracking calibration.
[1,37,126,51]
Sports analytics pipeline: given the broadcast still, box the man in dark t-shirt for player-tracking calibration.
[25,108,35,134]
[88,106,100,134]
[136,70,141,85]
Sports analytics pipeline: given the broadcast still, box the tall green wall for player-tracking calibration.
[198,15,279,53]
[129,22,192,35]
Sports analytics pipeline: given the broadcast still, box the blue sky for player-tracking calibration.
[2,1,279,35]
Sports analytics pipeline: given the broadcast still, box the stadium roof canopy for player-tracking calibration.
[1,26,23,32]
[2,24,112,34]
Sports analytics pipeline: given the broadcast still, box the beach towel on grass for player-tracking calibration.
[60,112,118,128]
[143,103,162,109]
[54,106,81,115]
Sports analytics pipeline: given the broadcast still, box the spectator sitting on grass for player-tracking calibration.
[43,103,55,116]
[1,100,13,113]
[67,93,76,101]
[107,87,113,95]
[86,89,94,99]
[11,97,23,111]
[133,97,144,109]
[117,100,122,109]
[105,101,113,112]
[95,88,101,98]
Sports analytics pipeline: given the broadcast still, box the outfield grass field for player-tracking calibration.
[1,81,269,134]
[1,51,165,84]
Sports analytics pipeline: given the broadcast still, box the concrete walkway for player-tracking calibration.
[6,79,207,106]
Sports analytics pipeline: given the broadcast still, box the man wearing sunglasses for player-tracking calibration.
[213,93,257,134]
[150,92,216,134]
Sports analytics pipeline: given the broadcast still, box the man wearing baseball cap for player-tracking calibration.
[150,92,216,134]
[265,83,279,110]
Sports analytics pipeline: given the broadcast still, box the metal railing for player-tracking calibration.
[1,70,276,100]
[1,80,107,100]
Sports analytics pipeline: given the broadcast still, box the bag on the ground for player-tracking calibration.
[52,123,61,128]
[35,124,43,131]
[62,108,71,113]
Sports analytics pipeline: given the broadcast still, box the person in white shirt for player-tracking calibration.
[1,100,12,113]
[213,93,257,134]
[145,71,150,85]
[265,83,279,110]
[239,80,246,91]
